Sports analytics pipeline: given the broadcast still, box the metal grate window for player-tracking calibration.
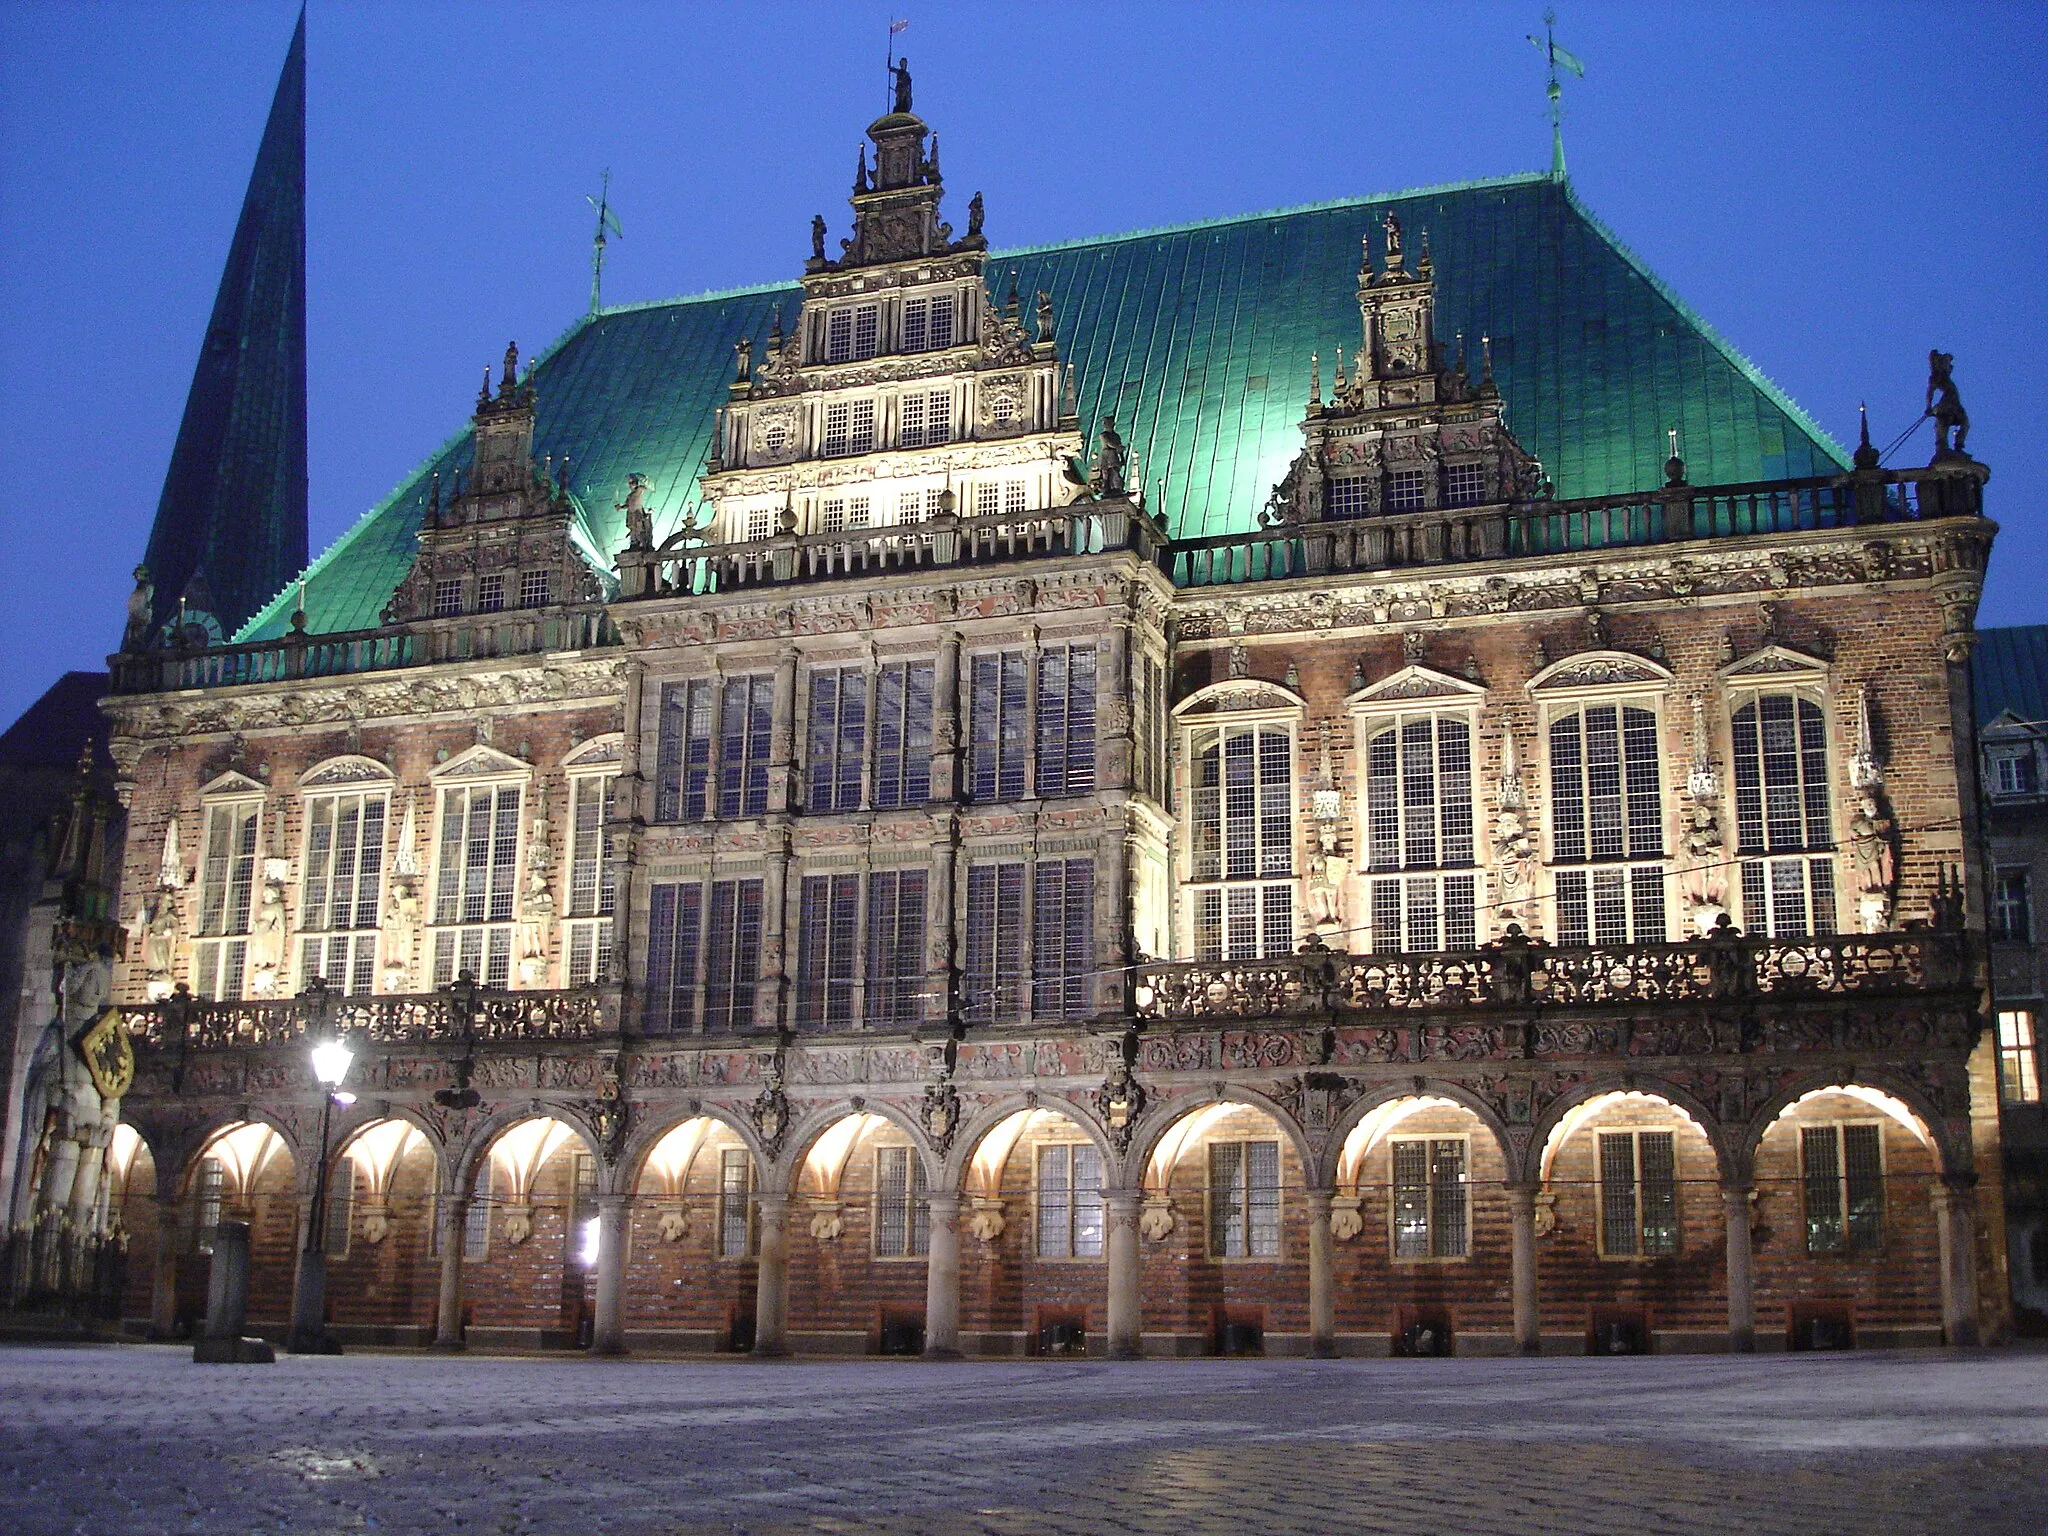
[964,862,1026,1023]
[1444,461,1486,506]
[1032,858,1095,1019]
[1392,1137,1469,1259]
[1599,1130,1677,1257]
[807,667,868,812]
[718,675,774,818]
[796,873,861,1028]
[1803,1122,1884,1254]
[655,679,716,822]
[875,1145,931,1257]
[1733,694,1831,852]
[1036,1143,1104,1258]
[718,1147,752,1257]
[1209,1140,1282,1258]
[969,651,1030,801]
[642,881,704,1033]
[1368,873,1479,954]
[477,574,505,613]
[1998,1010,2042,1104]
[430,784,521,987]
[704,878,764,1032]
[1366,715,1474,873]
[1386,469,1428,510]
[865,868,927,1026]
[873,662,934,808]
[825,304,878,363]
[1035,644,1098,798]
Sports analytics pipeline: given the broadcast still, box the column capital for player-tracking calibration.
[1303,1185,1335,1213]
[924,1189,962,1213]
[1503,1182,1540,1214]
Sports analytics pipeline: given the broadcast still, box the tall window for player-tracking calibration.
[807,667,867,812]
[1598,1130,1677,1257]
[1036,1144,1104,1258]
[564,775,616,985]
[821,398,876,457]
[1995,869,2032,942]
[1209,1141,1281,1258]
[571,1153,598,1267]
[719,675,774,818]
[1998,1010,2042,1104]
[718,1147,752,1257]
[299,790,386,995]
[463,1160,493,1259]
[1549,704,1667,946]
[1391,1137,1468,1259]
[1732,694,1835,937]
[825,304,879,363]
[193,799,260,999]
[1365,715,1477,952]
[1035,645,1097,798]
[796,874,860,1028]
[1802,1122,1883,1254]
[193,1156,224,1253]
[643,881,704,1033]
[705,879,763,1031]
[964,862,1026,1023]
[1032,859,1095,1020]
[1443,461,1486,507]
[901,293,954,353]
[1136,655,1166,802]
[655,680,716,822]
[430,783,522,987]
[1189,723,1295,959]
[969,651,1029,801]
[875,1145,931,1257]
[865,869,927,1026]
[873,662,933,808]
[898,389,952,449]
[324,1157,355,1259]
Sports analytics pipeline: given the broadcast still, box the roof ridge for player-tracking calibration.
[1558,182,1848,468]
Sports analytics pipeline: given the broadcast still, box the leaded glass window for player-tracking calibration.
[429,783,521,988]
[563,774,615,986]
[1391,1137,1468,1259]
[969,651,1029,801]
[642,881,704,1033]
[873,662,933,808]
[193,800,260,998]
[299,789,385,994]
[704,878,763,1032]
[1189,723,1295,959]
[1803,1122,1883,1254]
[796,873,860,1028]
[865,869,927,1027]
[1036,1143,1104,1258]
[1035,644,1097,798]
[1549,704,1666,945]
[875,1145,930,1257]
[807,666,868,812]
[964,862,1026,1023]
[1032,858,1095,1020]
[718,675,774,818]
[1365,715,1477,952]
[1732,694,1835,936]
[1598,1130,1677,1257]
[655,679,716,822]
[1209,1140,1281,1258]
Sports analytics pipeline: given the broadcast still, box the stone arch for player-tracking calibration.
[776,1098,938,1196]
[174,1110,300,1198]
[618,1102,767,1194]
[1320,1079,1517,1189]
[1528,1075,1732,1188]
[451,1104,601,1199]
[944,1092,1114,1194]
[1124,1087,1313,1195]
[1742,1070,1958,1178]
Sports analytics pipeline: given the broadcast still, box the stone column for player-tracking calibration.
[1506,1183,1541,1356]
[1721,1182,1756,1353]
[432,1196,467,1351]
[768,645,800,814]
[752,1192,790,1357]
[1104,1188,1142,1360]
[930,628,962,803]
[923,1191,962,1359]
[588,1193,631,1356]
[149,1196,181,1339]
[1932,1173,1982,1347]
[1305,1187,1336,1359]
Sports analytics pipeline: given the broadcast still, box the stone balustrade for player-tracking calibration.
[119,983,615,1050]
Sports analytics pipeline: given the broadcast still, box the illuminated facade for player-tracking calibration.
[6,57,2015,1357]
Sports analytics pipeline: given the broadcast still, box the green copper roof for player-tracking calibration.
[151,8,307,639]
[243,171,1845,641]
[1974,625,2048,727]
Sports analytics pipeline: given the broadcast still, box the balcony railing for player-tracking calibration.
[1133,928,1969,1022]
[119,984,615,1050]
[1167,464,1986,589]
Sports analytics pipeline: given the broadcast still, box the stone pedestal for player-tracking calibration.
[193,1220,273,1364]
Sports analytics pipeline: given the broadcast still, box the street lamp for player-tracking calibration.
[286,1028,355,1354]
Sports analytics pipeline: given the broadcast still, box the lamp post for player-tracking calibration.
[286,1025,355,1355]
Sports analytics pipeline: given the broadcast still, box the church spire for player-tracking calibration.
[140,7,307,641]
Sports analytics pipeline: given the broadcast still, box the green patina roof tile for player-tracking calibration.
[241,173,1844,641]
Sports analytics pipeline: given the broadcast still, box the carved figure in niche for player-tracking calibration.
[892,57,913,114]
[1848,790,1899,932]
[967,1200,1006,1243]
[141,894,179,1002]
[810,214,827,262]
[657,1207,689,1242]
[617,473,654,552]
[809,1204,844,1241]
[123,566,155,651]
[246,857,290,995]
[517,786,554,985]
[1305,825,1346,936]
[1138,1196,1176,1241]
[1091,416,1128,498]
[1490,732,1538,930]
[1926,350,1969,458]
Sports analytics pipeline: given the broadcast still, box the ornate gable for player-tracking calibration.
[1718,643,1829,685]
[563,734,624,769]
[1526,650,1675,694]
[198,769,265,799]
[299,754,395,789]
[1346,664,1487,710]
[430,744,532,781]
[1173,678,1307,720]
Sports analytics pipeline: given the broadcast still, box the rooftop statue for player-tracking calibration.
[811,214,827,262]
[892,57,913,114]
[967,191,984,239]
[618,473,654,552]
[1092,416,1129,498]
[1927,350,1969,458]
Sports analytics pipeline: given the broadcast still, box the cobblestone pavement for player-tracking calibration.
[1,1345,2045,1535]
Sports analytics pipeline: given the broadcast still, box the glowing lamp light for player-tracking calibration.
[310,1038,355,1088]
[330,1091,358,1107]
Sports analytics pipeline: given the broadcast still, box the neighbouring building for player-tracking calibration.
[2,32,2013,1358]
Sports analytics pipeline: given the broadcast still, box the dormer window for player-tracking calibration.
[1387,469,1428,511]
[1328,476,1371,519]
[902,294,955,354]
[477,574,505,613]
[1993,750,2038,796]
[520,569,551,608]
[823,399,876,457]
[1444,462,1485,507]
[433,579,462,618]
[826,304,879,363]
[762,418,790,454]
[899,389,952,448]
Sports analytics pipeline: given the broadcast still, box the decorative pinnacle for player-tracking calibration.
[1853,400,1881,470]
[500,341,520,396]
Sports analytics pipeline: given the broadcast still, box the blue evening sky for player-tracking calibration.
[1,1,2043,728]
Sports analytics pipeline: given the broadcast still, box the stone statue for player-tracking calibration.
[246,857,290,995]
[892,57,913,114]
[1305,827,1346,935]
[810,214,827,262]
[1034,289,1053,344]
[1926,350,1969,458]
[617,473,654,552]
[1848,790,1899,932]
[1092,416,1128,498]
[141,893,180,1002]
[733,335,752,385]
[123,565,154,651]
[967,191,985,239]
[1383,208,1404,270]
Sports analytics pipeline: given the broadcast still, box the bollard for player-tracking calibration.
[192,1220,274,1363]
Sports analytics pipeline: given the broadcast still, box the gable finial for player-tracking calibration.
[1309,352,1322,410]
[1854,400,1881,470]
[1527,9,1586,179]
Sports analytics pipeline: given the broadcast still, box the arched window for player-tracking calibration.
[1731,694,1836,936]
[192,773,265,999]
[1189,723,1295,958]
[1548,705,1666,945]
[298,758,394,995]
[1364,714,1477,951]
